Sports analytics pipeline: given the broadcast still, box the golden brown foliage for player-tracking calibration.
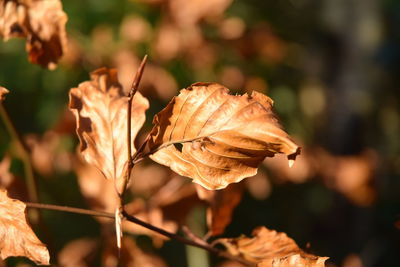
[0,0,67,69]
[69,68,149,182]
[196,182,243,236]
[216,226,328,267]
[0,189,49,265]
[146,82,300,190]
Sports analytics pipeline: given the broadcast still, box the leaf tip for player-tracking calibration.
[287,147,301,168]
[288,158,295,168]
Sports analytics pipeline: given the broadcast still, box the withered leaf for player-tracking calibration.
[146,82,300,190]
[69,68,149,181]
[216,226,328,267]
[0,189,49,265]
[196,182,243,236]
[0,0,67,69]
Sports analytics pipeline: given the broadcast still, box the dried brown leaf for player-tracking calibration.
[0,0,68,69]
[216,226,328,267]
[196,182,243,236]
[146,82,300,190]
[69,68,149,182]
[0,189,49,265]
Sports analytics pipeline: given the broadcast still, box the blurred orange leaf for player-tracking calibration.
[69,68,149,181]
[168,0,233,26]
[0,0,68,69]
[216,226,328,267]
[74,157,119,214]
[124,176,199,246]
[196,182,243,236]
[0,189,49,265]
[146,82,300,190]
[58,238,98,267]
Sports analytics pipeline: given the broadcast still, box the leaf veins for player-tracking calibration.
[145,82,300,190]
[0,189,49,265]
[69,68,149,181]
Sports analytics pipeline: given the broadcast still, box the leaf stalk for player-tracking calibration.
[119,55,148,200]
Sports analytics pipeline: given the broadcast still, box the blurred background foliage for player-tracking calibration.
[0,0,399,266]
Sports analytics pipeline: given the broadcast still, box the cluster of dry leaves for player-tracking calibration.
[0,0,67,69]
[1,0,378,266]
[0,61,328,266]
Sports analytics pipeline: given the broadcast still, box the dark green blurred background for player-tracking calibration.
[0,0,399,266]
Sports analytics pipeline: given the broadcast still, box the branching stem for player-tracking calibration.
[25,202,113,218]
[0,103,39,223]
[119,55,147,199]
[25,202,254,266]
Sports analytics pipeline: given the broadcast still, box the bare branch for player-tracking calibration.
[120,55,148,199]
[0,103,39,222]
[25,202,254,266]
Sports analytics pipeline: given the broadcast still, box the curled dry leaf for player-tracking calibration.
[146,82,300,190]
[215,226,328,267]
[196,182,243,236]
[69,68,149,182]
[0,0,68,69]
[0,189,49,265]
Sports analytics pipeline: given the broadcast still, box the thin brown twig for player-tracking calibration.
[25,202,113,218]
[119,55,148,199]
[0,103,39,222]
[182,225,209,247]
[122,211,254,266]
[25,202,254,266]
